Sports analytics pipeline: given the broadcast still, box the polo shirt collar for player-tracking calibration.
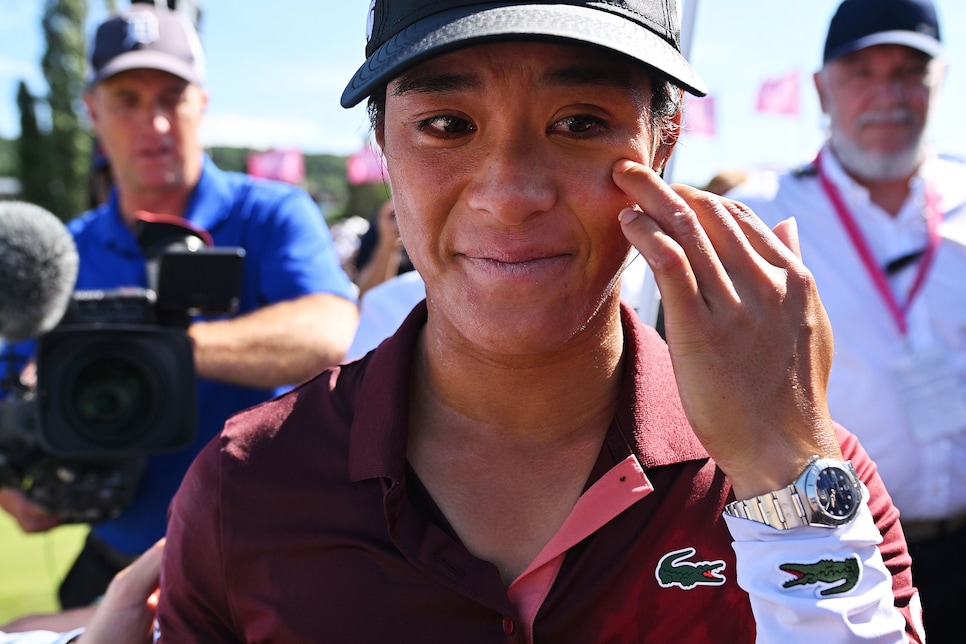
[89,154,231,254]
[820,143,930,224]
[181,155,237,234]
[90,190,141,255]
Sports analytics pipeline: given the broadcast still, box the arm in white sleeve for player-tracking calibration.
[726,496,907,643]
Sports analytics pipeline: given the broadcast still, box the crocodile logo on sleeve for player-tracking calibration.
[779,556,861,596]
[655,547,727,589]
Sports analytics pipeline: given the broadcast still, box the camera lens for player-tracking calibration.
[38,324,197,456]
[68,357,154,442]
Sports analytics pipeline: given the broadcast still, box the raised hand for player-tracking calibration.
[613,160,841,499]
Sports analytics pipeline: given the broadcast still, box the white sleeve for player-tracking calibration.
[725,498,907,643]
[0,628,85,644]
[345,272,425,362]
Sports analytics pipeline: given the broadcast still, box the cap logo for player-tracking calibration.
[917,21,938,38]
[366,0,376,44]
[123,12,160,49]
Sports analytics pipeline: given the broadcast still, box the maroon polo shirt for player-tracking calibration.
[158,302,918,642]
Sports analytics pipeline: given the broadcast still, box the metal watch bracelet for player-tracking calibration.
[724,485,810,530]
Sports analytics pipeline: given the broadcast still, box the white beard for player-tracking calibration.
[828,108,925,181]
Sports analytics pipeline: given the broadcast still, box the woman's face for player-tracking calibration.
[379,41,675,356]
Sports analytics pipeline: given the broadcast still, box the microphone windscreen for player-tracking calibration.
[0,201,79,342]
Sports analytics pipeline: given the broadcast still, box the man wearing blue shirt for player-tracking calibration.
[0,4,358,609]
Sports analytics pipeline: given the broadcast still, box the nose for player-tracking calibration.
[150,109,172,134]
[870,76,912,104]
[463,133,557,227]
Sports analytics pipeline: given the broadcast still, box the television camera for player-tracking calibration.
[0,204,244,523]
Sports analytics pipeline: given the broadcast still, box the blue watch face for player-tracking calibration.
[816,467,858,517]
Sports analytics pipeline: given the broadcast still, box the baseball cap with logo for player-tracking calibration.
[88,4,206,87]
[823,0,942,63]
[341,0,707,108]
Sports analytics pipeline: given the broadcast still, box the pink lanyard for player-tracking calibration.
[816,150,943,337]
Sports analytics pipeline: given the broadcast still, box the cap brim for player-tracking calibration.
[827,30,943,62]
[89,50,203,87]
[341,3,707,108]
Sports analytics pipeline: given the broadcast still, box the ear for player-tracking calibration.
[375,124,386,151]
[653,100,683,174]
[84,92,99,129]
[813,70,830,115]
[931,57,948,91]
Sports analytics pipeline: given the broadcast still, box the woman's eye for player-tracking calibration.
[552,115,605,136]
[419,115,474,136]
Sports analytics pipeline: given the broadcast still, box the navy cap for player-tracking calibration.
[89,5,205,87]
[824,0,942,63]
[341,0,707,108]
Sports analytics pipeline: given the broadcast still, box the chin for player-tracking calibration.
[831,132,924,181]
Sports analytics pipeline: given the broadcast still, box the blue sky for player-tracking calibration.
[1,0,965,188]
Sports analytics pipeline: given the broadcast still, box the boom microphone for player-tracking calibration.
[0,201,79,343]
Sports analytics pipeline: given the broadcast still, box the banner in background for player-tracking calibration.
[247,148,306,184]
[346,145,389,185]
[755,70,801,116]
[684,94,716,137]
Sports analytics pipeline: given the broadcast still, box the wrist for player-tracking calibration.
[724,455,864,529]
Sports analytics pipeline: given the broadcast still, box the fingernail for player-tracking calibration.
[618,208,640,225]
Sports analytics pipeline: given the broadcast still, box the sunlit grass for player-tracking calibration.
[0,513,86,624]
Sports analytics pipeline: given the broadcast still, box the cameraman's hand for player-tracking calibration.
[79,538,164,644]
[0,488,59,532]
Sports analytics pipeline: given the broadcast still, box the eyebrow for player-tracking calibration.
[392,61,639,97]
[393,72,475,96]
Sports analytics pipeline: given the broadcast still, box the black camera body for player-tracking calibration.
[36,290,198,458]
[0,220,245,523]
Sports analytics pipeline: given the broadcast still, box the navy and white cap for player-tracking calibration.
[89,4,205,87]
[341,0,708,108]
[823,0,942,63]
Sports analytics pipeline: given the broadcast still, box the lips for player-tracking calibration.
[138,146,171,159]
[458,254,570,286]
[858,108,915,127]
[464,247,567,264]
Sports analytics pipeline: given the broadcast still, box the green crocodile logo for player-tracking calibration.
[655,547,727,589]
[780,556,861,596]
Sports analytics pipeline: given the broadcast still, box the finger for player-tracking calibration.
[617,204,698,296]
[715,194,805,268]
[613,162,745,333]
[669,184,766,281]
[670,184,800,283]
[771,217,802,260]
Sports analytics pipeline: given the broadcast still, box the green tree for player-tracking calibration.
[0,137,16,178]
[16,81,48,204]
[40,0,91,221]
[207,146,252,174]
[335,181,391,223]
[304,153,350,210]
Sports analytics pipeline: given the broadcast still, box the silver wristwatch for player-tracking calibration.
[723,455,864,529]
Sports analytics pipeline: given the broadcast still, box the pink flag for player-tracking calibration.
[346,145,389,185]
[684,94,716,137]
[247,148,306,184]
[755,70,800,116]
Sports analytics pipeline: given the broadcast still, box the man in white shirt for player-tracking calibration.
[730,1,965,640]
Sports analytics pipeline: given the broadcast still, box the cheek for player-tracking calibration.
[383,176,437,271]
[572,165,634,262]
